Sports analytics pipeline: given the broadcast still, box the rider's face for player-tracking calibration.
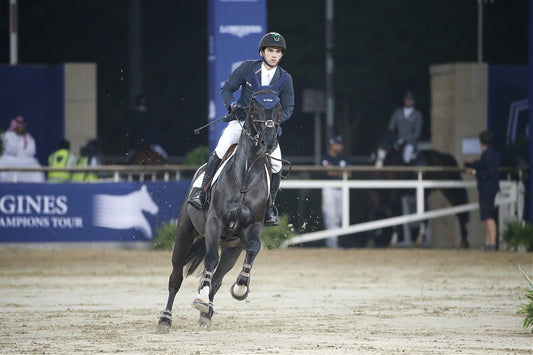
[261,47,283,67]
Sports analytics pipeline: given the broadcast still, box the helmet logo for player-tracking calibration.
[272,33,280,41]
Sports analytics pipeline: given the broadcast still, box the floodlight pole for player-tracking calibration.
[477,0,483,63]
[128,0,143,109]
[325,0,334,143]
[10,0,18,65]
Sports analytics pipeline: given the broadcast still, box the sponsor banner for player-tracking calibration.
[207,0,266,151]
[0,182,190,243]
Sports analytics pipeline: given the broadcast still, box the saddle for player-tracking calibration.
[192,144,272,194]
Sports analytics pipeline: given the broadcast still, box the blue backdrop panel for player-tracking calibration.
[207,0,266,151]
[0,65,64,166]
[487,65,528,153]
[0,181,190,243]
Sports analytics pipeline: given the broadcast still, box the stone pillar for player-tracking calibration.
[429,63,487,248]
[64,63,97,155]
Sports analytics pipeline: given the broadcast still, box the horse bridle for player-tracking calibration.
[239,89,282,146]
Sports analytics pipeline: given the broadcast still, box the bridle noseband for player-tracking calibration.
[240,89,282,147]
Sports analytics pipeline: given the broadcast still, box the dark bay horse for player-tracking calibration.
[371,130,470,248]
[156,89,282,333]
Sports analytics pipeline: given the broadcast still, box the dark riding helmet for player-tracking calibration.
[258,32,286,53]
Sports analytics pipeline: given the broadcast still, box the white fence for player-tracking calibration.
[280,170,525,248]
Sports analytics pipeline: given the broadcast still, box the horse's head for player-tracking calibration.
[246,90,282,156]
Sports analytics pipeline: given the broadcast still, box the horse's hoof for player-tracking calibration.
[197,315,212,330]
[155,309,172,334]
[230,283,249,301]
[155,322,170,334]
[192,298,211,313]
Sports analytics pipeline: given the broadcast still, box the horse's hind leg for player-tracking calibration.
[196,245,243,329]
[231,237,261,301]
[156,213,196,334]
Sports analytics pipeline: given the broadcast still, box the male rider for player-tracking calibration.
[387,90,423,164]
[189,32,294,227]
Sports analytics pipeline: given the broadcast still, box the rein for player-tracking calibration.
[233,89,282,193]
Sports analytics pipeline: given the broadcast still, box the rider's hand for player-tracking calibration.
[229,103,246,121]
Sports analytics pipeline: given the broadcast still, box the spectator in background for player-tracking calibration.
[0,115,45,182]
[387,90,423,164]
[321,135,350,248]
[465,130,501,251]
[124,94,168,161]
[72,139,101,182]
[48,139,77,182]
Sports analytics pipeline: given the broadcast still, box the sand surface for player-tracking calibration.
[0,247,531,354]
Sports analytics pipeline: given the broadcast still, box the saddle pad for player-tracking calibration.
[191,149,271,191]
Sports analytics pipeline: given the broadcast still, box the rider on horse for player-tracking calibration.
[387,90,423,165]
[188,32,294,226]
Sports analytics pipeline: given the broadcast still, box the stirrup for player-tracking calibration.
[264,205,279,226]
[188,188,206,210]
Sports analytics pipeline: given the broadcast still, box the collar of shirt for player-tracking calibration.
[261,63,276,86]
[403,107,414,118]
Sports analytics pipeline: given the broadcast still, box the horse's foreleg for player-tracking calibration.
[231,237,261,301]
[196,246,243,330]
[192,222,220,314]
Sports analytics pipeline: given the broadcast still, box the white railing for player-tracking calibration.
[0,165,526,247]
[280,170,525,248]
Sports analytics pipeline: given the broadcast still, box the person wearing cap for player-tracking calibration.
[464,130,500,251]
[321,136,349,248]
[188,32,294,227]
[0,115,45,182]
[387,90,423,164]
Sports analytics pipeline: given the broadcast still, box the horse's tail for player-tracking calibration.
[184,237,206,277]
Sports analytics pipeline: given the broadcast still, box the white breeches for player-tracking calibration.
[402,143,415,164]
[214,120,282,173]
[322,187,342,248]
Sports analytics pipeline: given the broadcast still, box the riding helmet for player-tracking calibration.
[258,32,286,53]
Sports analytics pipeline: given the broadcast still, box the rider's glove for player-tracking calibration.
[224,103,246,122]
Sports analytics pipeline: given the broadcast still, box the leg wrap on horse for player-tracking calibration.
[264,172,281,226]
[188,153,221,209]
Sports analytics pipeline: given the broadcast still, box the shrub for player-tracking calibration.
[518,265,533,332]
[152,214,296,251]
[503,221,533,252]
[184,146,209,165]
[260,214,295,249]
[152,220,177,250]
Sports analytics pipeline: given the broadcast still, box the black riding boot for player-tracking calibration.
[264,172,281,226]
[188,152,222,210]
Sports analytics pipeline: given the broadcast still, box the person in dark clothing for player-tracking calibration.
[465,130,500,250]
[107,95,168,162]
[321,135,349,248]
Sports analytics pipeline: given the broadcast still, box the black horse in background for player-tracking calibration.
[156,89,283,333]
[370,130,470,248]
